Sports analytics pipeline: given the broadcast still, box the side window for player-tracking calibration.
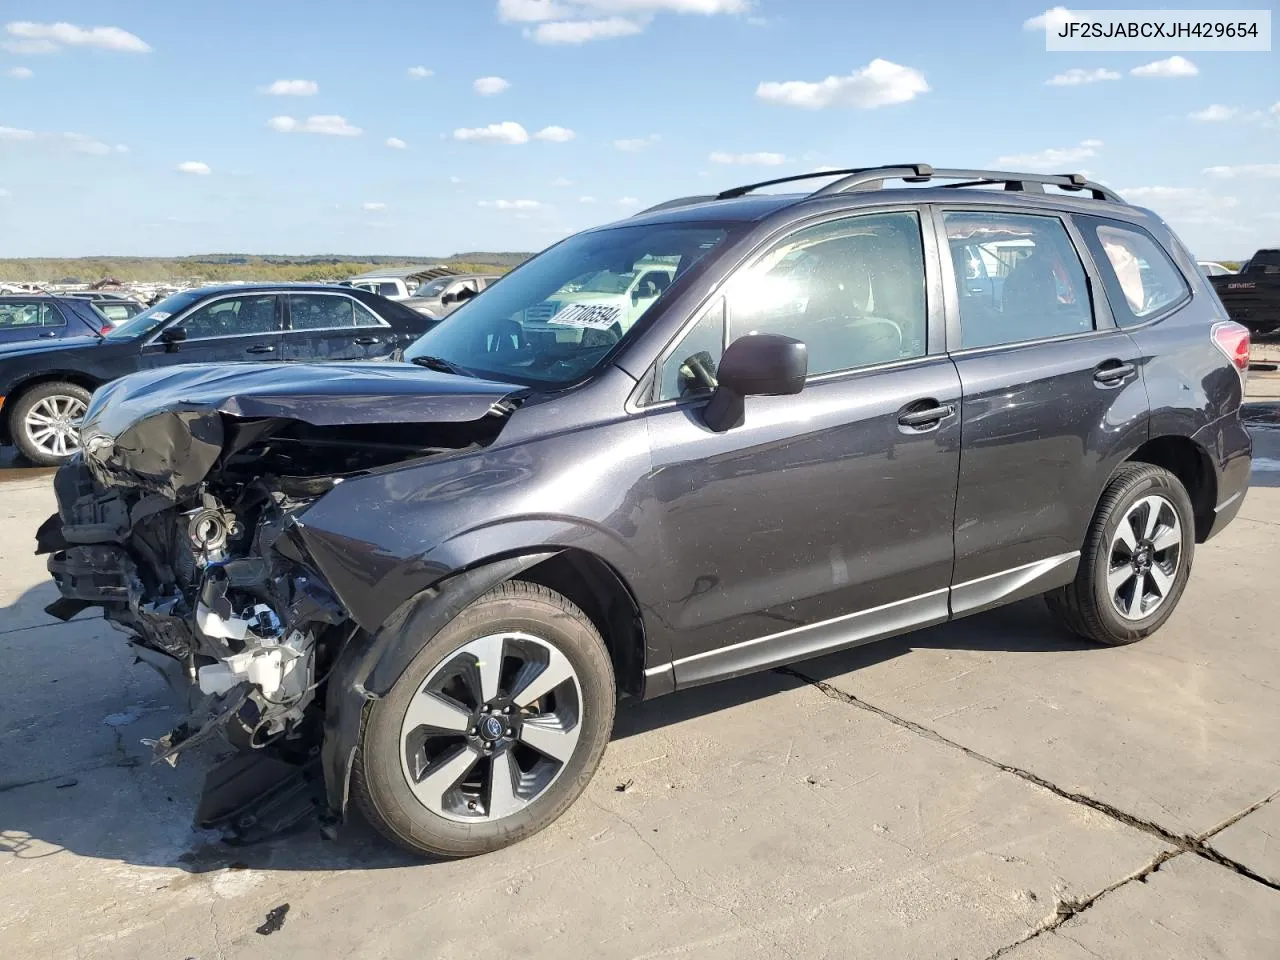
[658,299,726,401]
[376,282,401,297]
[944,212,1093,349]
[0,301,61,328]
[290,294,378,330]
[725,211,928,376]
[1075,216,1190,327]
[179,295,278,339]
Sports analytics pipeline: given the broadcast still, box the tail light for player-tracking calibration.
[100,325,113,336]
[1211,320,1250,379]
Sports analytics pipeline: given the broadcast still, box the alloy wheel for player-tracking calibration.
[23,394,87,459]
[399,632,583,823]
[1107,494,1182,621]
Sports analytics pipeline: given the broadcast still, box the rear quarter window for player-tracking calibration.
[1075,216,1190,327]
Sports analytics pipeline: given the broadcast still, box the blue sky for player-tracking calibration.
[0,1,1275,259]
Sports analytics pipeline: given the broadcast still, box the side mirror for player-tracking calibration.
[702,333,807,433]
[159,326,187,351]
[440,292,457,305]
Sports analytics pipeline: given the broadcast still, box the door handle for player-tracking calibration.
[245,344,276,355]
[40,331,58,338]
[898,401,955,429]
[1093,360,1136,385]
[354,336,381,346]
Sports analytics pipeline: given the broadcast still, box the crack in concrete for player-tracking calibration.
[779,667,1280,896]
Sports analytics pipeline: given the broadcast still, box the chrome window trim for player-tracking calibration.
[143,291,283,346]
[285,290,391,334]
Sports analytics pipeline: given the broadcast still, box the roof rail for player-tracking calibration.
[716,164,1123,203]
[812,166,1122,202]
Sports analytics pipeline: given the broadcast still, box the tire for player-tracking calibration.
[10,381,92,466]
[1046,463,1195,646]
[352,580,615,858]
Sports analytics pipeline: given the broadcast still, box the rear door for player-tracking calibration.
[282,291,394,360]
[935,206,1149,615]
[141,293,283,366]
[0,299,75,345]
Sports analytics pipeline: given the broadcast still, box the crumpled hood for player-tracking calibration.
[79,361,528,499]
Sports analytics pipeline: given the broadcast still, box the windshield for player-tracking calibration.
[414,278,453,299]
[404,222,735,386]
[103,290,204,339]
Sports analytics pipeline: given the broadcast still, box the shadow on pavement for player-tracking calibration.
[2,582,1084,874]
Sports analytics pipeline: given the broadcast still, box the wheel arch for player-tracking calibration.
[1124,434,1217,542]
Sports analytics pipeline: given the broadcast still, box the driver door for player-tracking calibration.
[641,209,963,684]
[142,293,283,367]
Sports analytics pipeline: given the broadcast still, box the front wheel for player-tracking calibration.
[352,580,615,858]
[11,381,91,466]
[1046,463,1195,645]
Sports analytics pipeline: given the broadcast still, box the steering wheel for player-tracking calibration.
[680,351,718,394]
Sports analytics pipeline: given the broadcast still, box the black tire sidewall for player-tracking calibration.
[357,584,615,857]
[1088,469,1195,640]
[12,382,91,466]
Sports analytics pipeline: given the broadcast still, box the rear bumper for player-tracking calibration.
[1193,410,1252,541]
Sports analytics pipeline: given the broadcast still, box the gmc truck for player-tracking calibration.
[1210,248,1280,339]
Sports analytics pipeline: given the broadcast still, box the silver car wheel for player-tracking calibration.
[399,631,583,823]
[1107,494,1182,621]
[23,394,87,458]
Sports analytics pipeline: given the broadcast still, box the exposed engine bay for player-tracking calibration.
[36,361,526,837]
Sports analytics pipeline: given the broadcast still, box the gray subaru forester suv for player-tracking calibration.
[42,164,1251,858]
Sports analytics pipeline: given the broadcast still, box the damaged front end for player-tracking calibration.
[36,362,527,838]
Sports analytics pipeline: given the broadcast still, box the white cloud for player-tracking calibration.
[114,144,128,153]
[1272,102,1280,115]
[449,176,463,184]
[261,79,318,96]
[0,188,9,198]
[532,17,645,43]
[385,137,408,149]
[362,201,387,211]
[579,195,597,203]
[0,126,37,140]
[1203,164,1280,178]
[756,59,929,110]
[1189,105,1238,122]
[709,151,787,165]
[453,121,530,144]
[1023,6,1073,32]
[5,66,33,79]
[474,75,511,96]
[614,133,661,151]
[269,115,362,136]
[478,199,545,210]
[498,0,572,20]
[177,161,211,175]
[1046,67,1120,86]
[535,125,576,142]
[1131,56,1198,78]
[618,196,641,206]
[552,176,574,186]
[996,138,1102,170]
[63,132,113,155]
[4,21,151,53]
[407,65,434,78]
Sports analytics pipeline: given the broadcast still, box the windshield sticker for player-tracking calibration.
[149,312,172,322]
[547,303,623,330]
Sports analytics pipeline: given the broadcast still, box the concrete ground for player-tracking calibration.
[1,405,1278,960]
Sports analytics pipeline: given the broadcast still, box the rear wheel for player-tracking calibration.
[1046,463,1195,645]
[352,580,615,858]
[11,381,91,466]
